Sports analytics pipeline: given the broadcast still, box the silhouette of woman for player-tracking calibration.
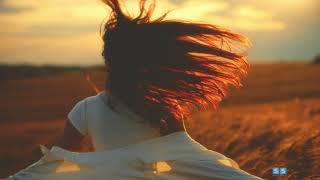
[8,0,262,179]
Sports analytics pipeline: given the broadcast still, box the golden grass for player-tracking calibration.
[0,63,320,179]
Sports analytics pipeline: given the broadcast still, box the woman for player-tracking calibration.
[8,0,262,179]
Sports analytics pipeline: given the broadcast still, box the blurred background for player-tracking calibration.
[0,0,319,179]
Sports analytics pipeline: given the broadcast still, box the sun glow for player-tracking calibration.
[55,161,81,173]
[154,161,172,173]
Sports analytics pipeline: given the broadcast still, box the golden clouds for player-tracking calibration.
[1,0,287,34]
[161,1,286,32]
[0,0,316,65]
[226,5,286,31]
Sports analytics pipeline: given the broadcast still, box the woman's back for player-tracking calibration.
[7,0,263,179]
[68,91,160,151]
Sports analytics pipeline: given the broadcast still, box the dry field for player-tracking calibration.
[0,63,320,179]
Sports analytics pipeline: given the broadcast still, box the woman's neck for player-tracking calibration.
[105,91,186,136]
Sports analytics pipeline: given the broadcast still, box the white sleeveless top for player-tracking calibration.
[68,91,161,151]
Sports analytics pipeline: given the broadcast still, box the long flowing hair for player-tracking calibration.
[101,0,250,128]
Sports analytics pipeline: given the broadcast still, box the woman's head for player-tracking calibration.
[102,0,249,127]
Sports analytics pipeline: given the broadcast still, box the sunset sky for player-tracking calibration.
[0,0,319,65]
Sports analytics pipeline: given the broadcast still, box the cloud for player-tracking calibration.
[1,24,98,37]
[0,0,33,14]
[162,1,287,32]
[0,0,286,34]
[231,5,286,31]
[0,0,107,38]
[204,5,287,32]
[5,0,316,65]
[233,6,272,19]
[165,0,230,20]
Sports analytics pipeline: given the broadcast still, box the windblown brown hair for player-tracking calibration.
[101,0,250,128]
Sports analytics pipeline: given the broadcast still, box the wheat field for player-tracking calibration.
[0,63,320,179]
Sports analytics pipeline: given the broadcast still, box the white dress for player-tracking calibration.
[9,92,262,180]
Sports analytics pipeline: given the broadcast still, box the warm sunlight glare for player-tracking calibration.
[218,159,235,168]
[154,161,172,173]
[55,161,81,173]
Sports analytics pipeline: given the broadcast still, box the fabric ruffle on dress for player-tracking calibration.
[9,132,262,180]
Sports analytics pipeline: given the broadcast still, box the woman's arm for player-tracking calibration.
[56,119,85,151]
